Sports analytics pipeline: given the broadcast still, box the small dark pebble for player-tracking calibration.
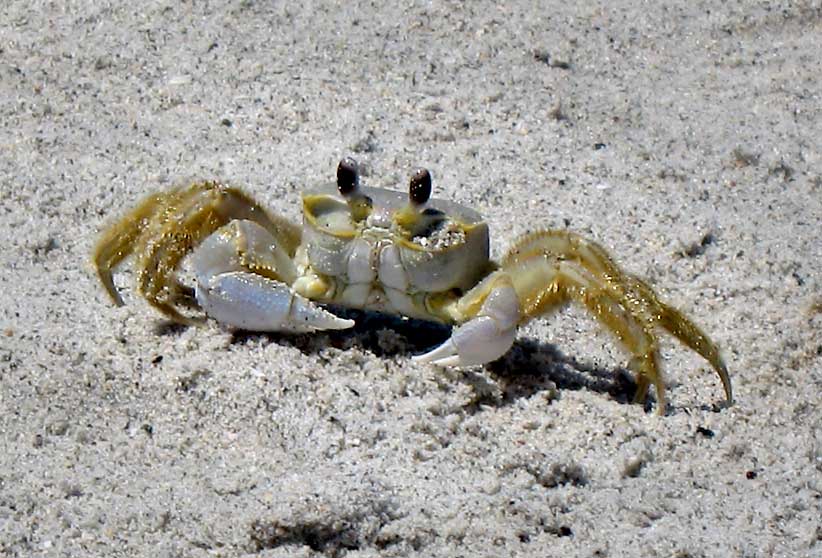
[696,426,715,438]
[684,232,715,258]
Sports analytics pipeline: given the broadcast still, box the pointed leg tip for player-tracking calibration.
[98,283,125,307]
[651,387,667,416]
[95,270,125,307]
[720,370,734,406]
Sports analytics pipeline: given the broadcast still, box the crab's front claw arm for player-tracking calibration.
[414,274,520,367]
[193,219,354,333]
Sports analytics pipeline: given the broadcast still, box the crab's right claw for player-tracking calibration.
[414,276,520,367]
[196,271,354,333]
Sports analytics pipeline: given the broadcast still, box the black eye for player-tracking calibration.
[409,168,432,205]
[337,157,359,196]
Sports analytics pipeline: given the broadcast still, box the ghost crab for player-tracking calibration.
[93,157,732,413]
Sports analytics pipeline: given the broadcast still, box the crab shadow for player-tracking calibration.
[484,338,643,410]
[222,309,645,412]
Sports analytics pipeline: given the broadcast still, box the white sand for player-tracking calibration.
[1,2,820,556]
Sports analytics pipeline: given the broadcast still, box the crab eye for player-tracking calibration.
[337,157,359,196]
[409,168,432,206]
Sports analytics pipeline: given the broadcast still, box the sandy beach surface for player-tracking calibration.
[1,2,820,556]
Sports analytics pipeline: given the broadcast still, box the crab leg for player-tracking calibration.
[507,255,668,410]
[502,230,732,412]
[138,183,303,323]
[135,185,228,323]
[92,191,168,306]
[93,181,302,324]
[621,273,731,403]
[192,220,354,332]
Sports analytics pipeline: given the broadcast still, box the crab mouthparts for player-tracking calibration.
[365,206,395,229]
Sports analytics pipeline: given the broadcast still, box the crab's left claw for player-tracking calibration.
[192,219,354,333]
[196,271,354,333]
[414,274,520,367]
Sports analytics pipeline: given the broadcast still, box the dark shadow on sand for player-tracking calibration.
[220,308,648,412]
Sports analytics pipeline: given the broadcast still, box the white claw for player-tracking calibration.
[196,271,354,333]
[413,279,520,367]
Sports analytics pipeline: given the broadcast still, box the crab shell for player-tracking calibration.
[301,182,491,296]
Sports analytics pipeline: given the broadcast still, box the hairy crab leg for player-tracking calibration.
[501,230,624,293]
[623,273,732,403]
[95,180,303,325]
[502,229,732,410]
[92,191,168,306]
[136,185,224,322]
[506,255,668,412]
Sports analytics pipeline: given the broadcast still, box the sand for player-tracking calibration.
[1,1,820,557]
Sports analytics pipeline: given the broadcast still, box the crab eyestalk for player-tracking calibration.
[337,157,372,223]
[394,168,434,232]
